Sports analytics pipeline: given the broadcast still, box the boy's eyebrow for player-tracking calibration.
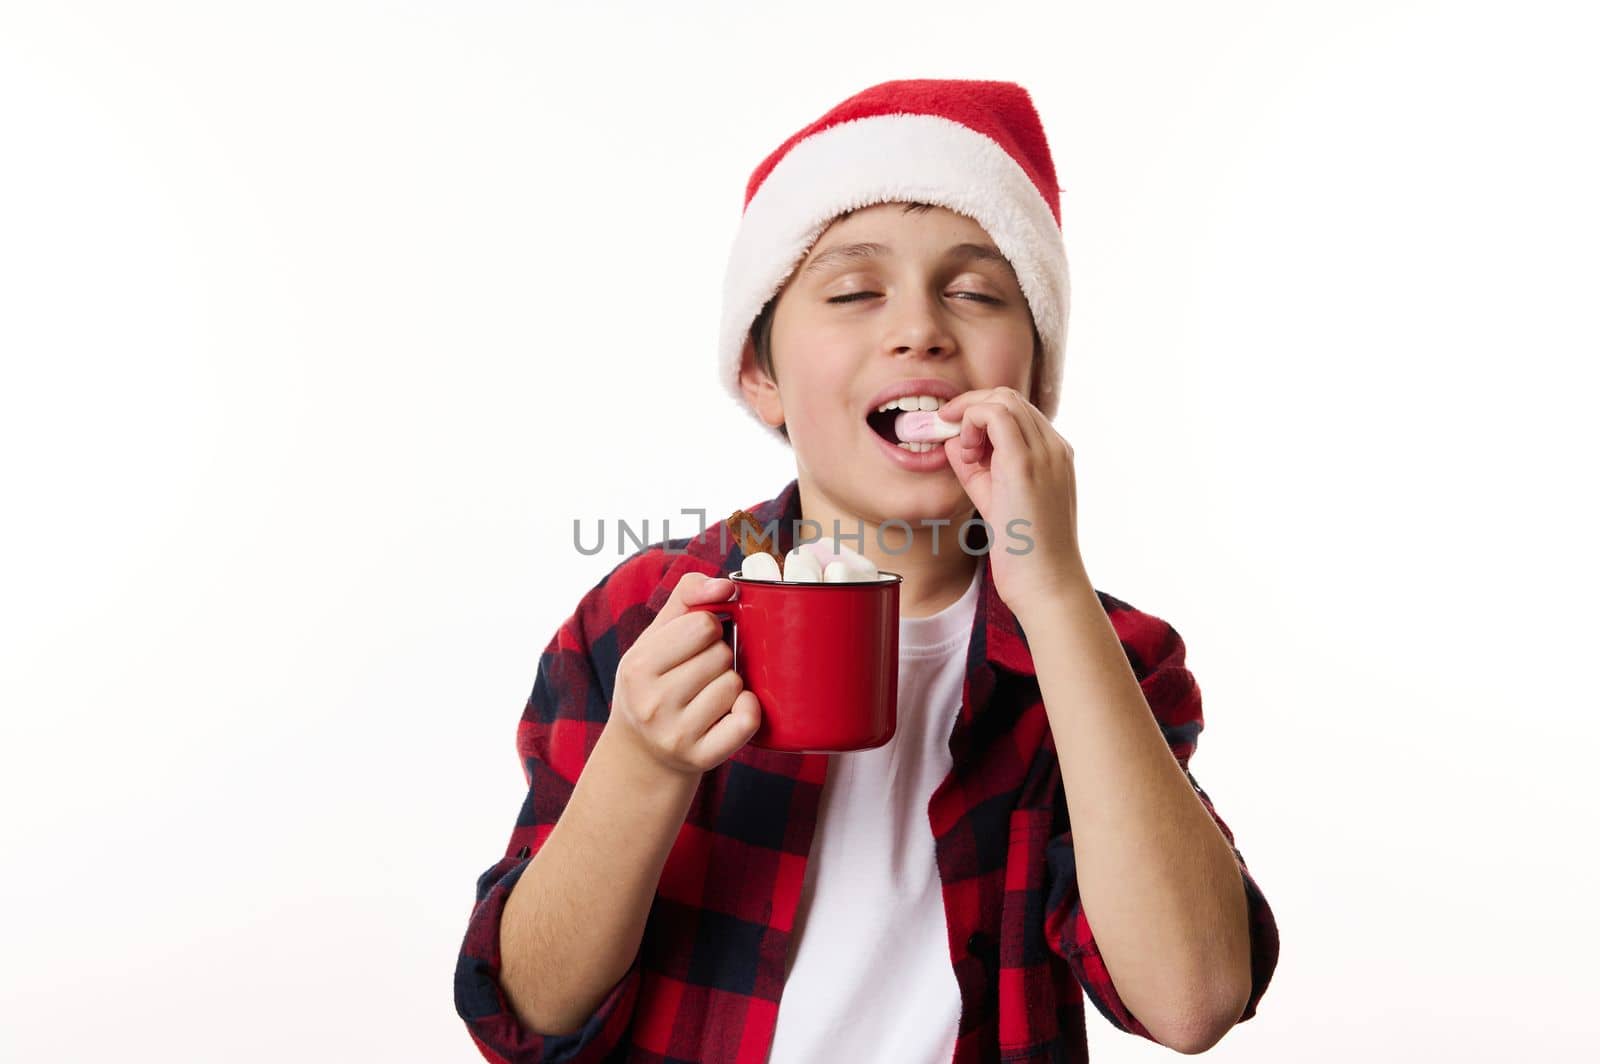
[799,241,1013,278]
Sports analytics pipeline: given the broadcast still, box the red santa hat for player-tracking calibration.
[719,78,1070,445]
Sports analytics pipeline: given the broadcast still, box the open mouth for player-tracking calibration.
[865,407,899,443]
[865,394,947,453]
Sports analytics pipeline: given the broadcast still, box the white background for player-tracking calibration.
[3,1,1595,1060]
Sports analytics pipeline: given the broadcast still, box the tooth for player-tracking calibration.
[877,394,951,415]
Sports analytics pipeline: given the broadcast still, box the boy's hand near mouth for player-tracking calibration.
[935,385,1090,622]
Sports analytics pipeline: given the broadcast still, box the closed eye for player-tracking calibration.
[826,292,1001,304]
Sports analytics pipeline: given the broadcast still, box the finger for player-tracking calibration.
[691,688,762,765]
[943,386,1052,453]
[631,599,732,677]
[937,388,1001,424]
[986,386,1048,453]
[951,385,1044,453]
[955,399,1005,455]
[957,402,1032,472]
[679,666,747,742]
[630,604,732,681]
[645,570,734,645]
[653,572,734,628]
[943,435,991,507]
[660,633,737,716]
[953,398,992,448]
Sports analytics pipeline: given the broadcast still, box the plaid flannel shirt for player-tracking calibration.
[455,477,1279,1063]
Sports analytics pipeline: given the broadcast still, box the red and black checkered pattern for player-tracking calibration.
[454,478,1279,1063]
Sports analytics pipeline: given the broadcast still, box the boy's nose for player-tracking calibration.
[884,298,958,358]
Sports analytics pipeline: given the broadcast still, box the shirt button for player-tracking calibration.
[966,931,996,957]
[515,845,531,860]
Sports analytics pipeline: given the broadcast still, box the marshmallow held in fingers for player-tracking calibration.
[895,410,961,443]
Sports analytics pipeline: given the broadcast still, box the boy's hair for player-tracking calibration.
[750,202,1045,443]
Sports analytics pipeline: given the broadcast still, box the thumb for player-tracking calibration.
[944,436,980,484]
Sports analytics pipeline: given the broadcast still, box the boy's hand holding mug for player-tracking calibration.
[606,572,762,779]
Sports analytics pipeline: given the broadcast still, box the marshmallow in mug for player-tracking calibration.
[739,538,883,583]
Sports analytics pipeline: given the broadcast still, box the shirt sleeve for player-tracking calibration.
[453,551,671,1063]
[1038,601,1281,1041]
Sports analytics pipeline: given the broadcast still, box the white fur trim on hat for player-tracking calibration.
[719,112,1069,445]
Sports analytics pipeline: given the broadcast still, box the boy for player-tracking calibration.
[454,79,1279,1063]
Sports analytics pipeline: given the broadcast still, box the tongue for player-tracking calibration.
[895,410,961,443]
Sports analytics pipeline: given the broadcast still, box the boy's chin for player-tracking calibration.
[851,469,972,516]
[805,438,969,504]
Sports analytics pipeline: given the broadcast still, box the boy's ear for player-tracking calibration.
[737,336,786,432]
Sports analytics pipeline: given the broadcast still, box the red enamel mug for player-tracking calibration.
[684,571,902,753]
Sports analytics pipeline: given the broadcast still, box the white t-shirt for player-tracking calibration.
[766,562,983,1063]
